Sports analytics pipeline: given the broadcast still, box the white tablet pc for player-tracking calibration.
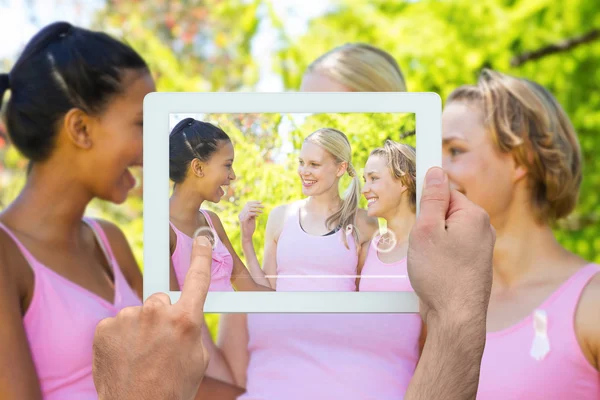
[143,92,441,313]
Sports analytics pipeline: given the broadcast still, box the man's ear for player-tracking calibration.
[190,158,204,177]
[63,108,93,149]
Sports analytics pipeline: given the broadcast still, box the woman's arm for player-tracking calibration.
[97,219,143,299]
[169,260,179,291]
[201,321,237,384]
[355,240,370,290]
[238,202,270,287]
[168,225,180,291]
[206,211,272,292]
[217,313,250,388]
[576,271,600,371]
[194,377,245,400]
[0,234,44,399]
[240,237,270,287]
[260,205,288,290]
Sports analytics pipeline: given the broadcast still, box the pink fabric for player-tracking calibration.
[170,209,234,291]
[274,205,357,292]
[239,206,422,399]
[477,263,600,399]
[358,235,413,292]
[0,218,141,400]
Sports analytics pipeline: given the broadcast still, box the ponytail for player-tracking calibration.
[305,127,361,252]
[326,162,361,252]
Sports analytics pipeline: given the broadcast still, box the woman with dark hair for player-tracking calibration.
[168,118,272,293]
[0,21,154,399]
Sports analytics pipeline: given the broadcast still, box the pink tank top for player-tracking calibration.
[170,209,234,291]
[239,204,422,399]
[358,235,413,292]
[0,218,141,400]
[477,263,600,399]
[274,203,357,291]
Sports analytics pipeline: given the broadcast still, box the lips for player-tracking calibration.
[302,179,317,188]
[366,197,378,207]
[123,168,136,189]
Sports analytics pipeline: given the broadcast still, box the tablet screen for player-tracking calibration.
[167,111,417,294]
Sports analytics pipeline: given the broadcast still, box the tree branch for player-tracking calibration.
[511,28,600,67]
[399,129,415,139]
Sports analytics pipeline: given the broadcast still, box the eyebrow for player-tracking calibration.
[298,157,322,163]
[442,136,467,145]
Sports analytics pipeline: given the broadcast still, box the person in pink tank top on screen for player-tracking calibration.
[168,117,273,388]
[0,22,154,399]
[168,117,271,294]
[442,69,600,399]
[357,139,418,293]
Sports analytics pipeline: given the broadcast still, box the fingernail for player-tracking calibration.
[425,167,445,188]
[195,236,209,247]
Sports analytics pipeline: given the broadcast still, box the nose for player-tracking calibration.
[229,167,236,181]
[361,182,369,194]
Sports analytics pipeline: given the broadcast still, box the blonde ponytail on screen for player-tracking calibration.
[305,128,361,251]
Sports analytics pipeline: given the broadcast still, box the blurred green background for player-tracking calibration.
[1,0,599,338]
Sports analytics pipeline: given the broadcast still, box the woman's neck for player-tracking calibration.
[491,206,579,288]
[169,183,204,222]
[305,186,342,216]
[383,202,416,244]
[2,164,93,245]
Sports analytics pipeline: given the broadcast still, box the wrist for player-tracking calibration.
[426,308,487,341]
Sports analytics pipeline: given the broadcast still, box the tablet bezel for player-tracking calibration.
[143,92,441,313]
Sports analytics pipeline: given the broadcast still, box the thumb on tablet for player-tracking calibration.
[177,236,213,320]
[415,167,450,234]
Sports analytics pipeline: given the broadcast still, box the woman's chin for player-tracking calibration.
[366,204,384,218]
[101,188,129,205]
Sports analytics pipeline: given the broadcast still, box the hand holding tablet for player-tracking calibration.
[407,166,495,324]
[92,236,213,400]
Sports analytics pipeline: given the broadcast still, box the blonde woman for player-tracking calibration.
[210,44,427,400]
[357,140,418,293]
[241,127,372,292]
[300,43,407,92]
[442,69,599,399]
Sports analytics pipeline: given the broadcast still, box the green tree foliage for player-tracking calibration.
[272,0,600,262]
[94,0,262,92]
